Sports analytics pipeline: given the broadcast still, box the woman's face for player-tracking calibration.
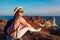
[18,8,23,13]
[17,8,23,16]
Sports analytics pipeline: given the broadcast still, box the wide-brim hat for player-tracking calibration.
[14,6,23,14]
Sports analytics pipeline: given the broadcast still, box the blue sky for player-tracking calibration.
[0,0,60,16]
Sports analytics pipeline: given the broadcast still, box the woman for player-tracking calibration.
[4,6,41,40]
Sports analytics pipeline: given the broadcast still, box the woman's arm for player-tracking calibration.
[22,17,41,32]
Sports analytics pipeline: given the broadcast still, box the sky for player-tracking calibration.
[0,0,60,16]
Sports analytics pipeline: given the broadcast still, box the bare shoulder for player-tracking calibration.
[20,17,27,23]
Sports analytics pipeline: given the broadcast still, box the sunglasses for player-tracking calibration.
[18,10,23,13]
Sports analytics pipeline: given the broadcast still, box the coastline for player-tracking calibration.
[0,16,60,40]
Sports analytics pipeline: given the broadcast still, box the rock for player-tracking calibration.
[50,29,60,37]
[0,18,7,32]
[0,18,7,40]
[23,16,40,29]
[45,17,58,28]
[22,16,60,40]
[0,16,60,40]
[22,31,60,40]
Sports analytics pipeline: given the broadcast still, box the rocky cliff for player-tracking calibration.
[0,16,60,40]
[0,18,7,33]
[0,18,7,40]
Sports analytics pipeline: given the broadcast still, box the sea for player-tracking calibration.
[0,16,60,29]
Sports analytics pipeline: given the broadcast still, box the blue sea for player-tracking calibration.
[0,16,60,29]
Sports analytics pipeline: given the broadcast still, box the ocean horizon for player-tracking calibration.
[0,16,60,29]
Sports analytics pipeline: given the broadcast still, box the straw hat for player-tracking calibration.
[14,6,23,14]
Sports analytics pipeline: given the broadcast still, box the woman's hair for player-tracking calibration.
[14,11,18,18]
